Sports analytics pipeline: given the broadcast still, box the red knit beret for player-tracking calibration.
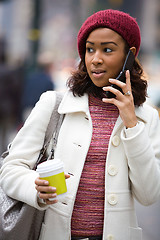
[77,9,141,58]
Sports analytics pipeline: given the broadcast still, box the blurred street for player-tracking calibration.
[135,200,160,240]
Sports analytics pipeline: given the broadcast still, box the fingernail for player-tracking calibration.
[109,78,114,82]
[51,193,57,197]
[44,181,49,185]
[51,187,56,191]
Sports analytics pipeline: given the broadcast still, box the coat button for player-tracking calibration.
[106,234,114,240]
[111,135,120,147]
[107,194,118,205]
[108,165,118,176]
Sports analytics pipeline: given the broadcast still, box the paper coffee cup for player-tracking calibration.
[36,159,67,200]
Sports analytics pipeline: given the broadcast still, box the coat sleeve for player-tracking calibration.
[121,106,160,205]
[0,91,57,210]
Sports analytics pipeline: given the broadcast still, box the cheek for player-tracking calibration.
[107,56,123,68]
[107,57,125,75]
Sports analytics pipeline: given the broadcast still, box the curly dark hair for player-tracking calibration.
[67,46,147,107]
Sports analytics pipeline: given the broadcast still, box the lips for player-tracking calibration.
[91,69,106,78]
[91,69,106,74]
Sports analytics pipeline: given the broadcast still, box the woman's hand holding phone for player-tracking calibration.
[102,70,138,129]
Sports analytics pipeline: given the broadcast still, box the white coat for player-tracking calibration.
[1,90,160,240]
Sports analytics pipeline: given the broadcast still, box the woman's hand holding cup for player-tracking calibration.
[35,173,70,205]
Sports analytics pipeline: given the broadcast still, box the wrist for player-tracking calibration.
[125,121,138,129]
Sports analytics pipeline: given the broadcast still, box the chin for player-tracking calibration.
[93,81,109,88]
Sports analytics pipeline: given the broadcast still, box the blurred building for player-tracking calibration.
[0,0,160,72]
[0,0,32,65]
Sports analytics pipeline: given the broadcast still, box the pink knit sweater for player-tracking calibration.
[71,95,119,237]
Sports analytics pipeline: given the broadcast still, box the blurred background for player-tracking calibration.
[0,0,160,239]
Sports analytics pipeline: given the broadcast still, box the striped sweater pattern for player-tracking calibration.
[71,94,119,237]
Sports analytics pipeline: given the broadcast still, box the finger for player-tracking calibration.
[102,97,117,106]
[65,173,71,179]
[107,71,131,94]
[125,70,131,89]
[45,198,58,205]
[103,86,123,99]
[36,184,56,192]
[108,78,126,89]
[39,192,57,200]
[35,177,49,186]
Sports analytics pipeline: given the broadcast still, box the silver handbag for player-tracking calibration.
[0,92,64,240]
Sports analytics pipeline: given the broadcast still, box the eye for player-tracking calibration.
[86,47,94,53]
[104,48,112,53]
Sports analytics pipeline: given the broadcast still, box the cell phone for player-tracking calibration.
[105,49,135,98]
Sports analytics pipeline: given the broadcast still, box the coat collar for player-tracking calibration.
[58,90,89,115]
[58,90,148,126]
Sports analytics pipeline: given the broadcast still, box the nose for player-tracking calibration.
[92,51,103,65]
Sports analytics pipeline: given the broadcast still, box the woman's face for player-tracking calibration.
[85,28,127,88]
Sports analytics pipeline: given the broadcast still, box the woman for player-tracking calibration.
[1,9,160,240]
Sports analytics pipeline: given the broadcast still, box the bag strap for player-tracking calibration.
[44,92,64,149]
[34,92,64,168]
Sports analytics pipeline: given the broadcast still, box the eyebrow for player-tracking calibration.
[86,41,118,46]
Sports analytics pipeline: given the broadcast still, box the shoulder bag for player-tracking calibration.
[0,92,64,240]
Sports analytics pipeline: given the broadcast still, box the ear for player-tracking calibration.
[130,47,136,56]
